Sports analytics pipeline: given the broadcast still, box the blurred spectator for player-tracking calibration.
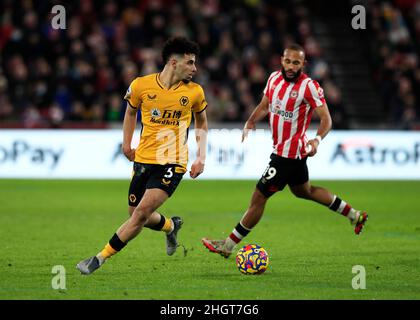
[368,0,420,129]
[0,0,344,127]
[323,81,349,129]
[0,71,12,119]
[106,93,125,122]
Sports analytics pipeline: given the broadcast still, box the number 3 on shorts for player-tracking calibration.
[164,167,173,178]
[263,165,277,180]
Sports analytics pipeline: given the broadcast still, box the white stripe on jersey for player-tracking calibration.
[267,74,282,129]
[264,71,281,96]
[296,80,313,156]
[308,81,324,107]
[301,95,312,142]
[280,78,311,157]
[275,82,294,154]
[269,78,284,129]
[299,104,311,153]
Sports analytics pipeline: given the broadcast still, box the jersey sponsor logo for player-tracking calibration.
[180,96,189,106]
[150,118,180,126]
[150,109,183,126]
[270,106,294,121]
[270,104,281,113]
[151,108,161,118]
[162,110,182,119]
[151,109,182,119]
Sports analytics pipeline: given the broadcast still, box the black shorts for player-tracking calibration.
[256,153,309,198]
[128,162,186,206]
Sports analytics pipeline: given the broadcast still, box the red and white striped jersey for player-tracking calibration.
[263,71,326,159]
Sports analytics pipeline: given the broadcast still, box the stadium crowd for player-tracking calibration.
[0,0,343,128]
[366,0,420,130]
[0,0,418,129]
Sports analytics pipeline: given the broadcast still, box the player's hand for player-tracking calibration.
[190,159,205,179]
[122,144,136,161]
[242,121,256,142]
[305,139,319,157]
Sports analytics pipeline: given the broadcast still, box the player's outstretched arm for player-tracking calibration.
[190,110,208,179]
[242,95,269,142]
[122,103,138,161]
[306,103,332,157]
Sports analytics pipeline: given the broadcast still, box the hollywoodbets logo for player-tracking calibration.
[150,109,182,126]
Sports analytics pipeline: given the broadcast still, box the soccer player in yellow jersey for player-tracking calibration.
[77,37,208,275]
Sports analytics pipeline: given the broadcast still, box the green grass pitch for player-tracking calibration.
[0,179,419,300]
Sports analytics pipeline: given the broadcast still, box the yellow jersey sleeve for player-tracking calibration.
[192,85,207,113]
[124,77,142,109]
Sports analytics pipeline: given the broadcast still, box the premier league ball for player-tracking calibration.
[236,244,269,275]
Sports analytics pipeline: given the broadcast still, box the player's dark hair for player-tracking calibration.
[162,37,200,64]
[284,43,305,55]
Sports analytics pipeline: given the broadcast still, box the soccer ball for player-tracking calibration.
[236,244,269,275]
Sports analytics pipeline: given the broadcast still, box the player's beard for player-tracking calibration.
[182,73,193,84]
[281,67,302,82]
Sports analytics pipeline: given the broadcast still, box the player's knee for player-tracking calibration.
[131,211,149,226]
[293,189,311,199]
[132,205,153,225]
[137,201,155,214]
[251,190,268,206]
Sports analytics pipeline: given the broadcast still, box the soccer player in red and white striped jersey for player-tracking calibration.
[202,44,368,258]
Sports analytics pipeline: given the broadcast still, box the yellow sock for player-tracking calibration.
[161,217,173,233]
[100,243,117,259]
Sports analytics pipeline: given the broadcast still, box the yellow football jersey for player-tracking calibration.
[124,73,207,168]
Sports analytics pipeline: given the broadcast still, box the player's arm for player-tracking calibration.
[242,95,269,142]
[190,109,208,179]
[306,103,332,157]
[122,103,138,161]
